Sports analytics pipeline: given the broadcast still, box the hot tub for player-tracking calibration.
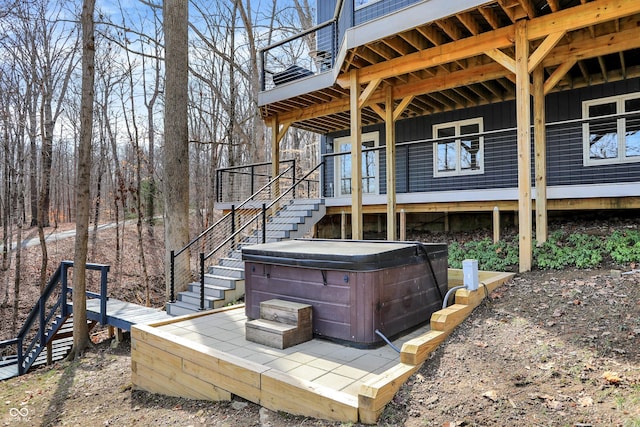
[242,239,448,347]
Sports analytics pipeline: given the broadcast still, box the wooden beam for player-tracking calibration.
[393,95,414,121]
[544,59,576,95]
[271,117,281,199]
[385,86,396,241]
[337,26,515,88]
[515,20,532,273]
[370,103,385,120]
[359,78,382,109]
[336,0,640,88]
[526,0,640,40]
[544,18,640,64]
[350,70,363,240]
[274,17,640,127]
[485,48,516,74]
[528,31,566,73]
[276,122,291,143]
[533,65,548,245]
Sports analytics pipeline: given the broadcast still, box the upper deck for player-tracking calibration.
[258,0,640,134]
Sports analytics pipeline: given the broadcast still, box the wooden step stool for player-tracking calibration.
[245,299,312,349]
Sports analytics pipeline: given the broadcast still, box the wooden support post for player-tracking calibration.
[271,117,281,200]
[399,209,406,241]
[350,71,363,240]
[493,206,500,243]
[385,86,397,241]
[46,342,53,365]
[534,65,548,245]
[444,212,449,232]
[341,211,347,240]
[516,20,532,272]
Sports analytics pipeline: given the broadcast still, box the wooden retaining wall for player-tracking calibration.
[131,269,514,424]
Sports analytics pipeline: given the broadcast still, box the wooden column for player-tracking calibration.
[385,86,397,240]
[533,65,548,245]
[270,117,280,199]
[350,70,363,240]
[516,20,532,272]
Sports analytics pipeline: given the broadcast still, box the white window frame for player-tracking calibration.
[582,92,640,166]
[334,132,380,197]
[432,118,484,178]
[354,0,382,10]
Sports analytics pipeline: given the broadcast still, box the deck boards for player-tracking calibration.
[82,298,172,331]
[0,365,18,381]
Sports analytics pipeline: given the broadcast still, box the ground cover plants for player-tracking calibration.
[448,228,640,271]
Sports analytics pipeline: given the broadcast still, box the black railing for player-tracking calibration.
[0,262,110,376]
[169,162,323,310]
[215,159,296,203]
[260,1,345,91]
[194,163,323,309]
[171,162,298,298]
[259,0,425,91]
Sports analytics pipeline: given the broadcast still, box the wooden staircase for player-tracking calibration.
[0,262,112,381]
[0,315,96,381]
[245,299,313,349]
[166,199,325,316]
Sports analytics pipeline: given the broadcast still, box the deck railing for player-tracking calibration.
[194,163,323,310]
[319,111,640,196]
[259,0,423,91]
[215,159,296,204]
[0,262,110,376]
[170,162,322,307]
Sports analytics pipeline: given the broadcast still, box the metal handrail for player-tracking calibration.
[170,162,299,299]
[194,163,323,310]
[0,261,110,377]
[203,162,323,262]
[216,159,297,204]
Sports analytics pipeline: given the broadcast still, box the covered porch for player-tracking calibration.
[257,0,640,272]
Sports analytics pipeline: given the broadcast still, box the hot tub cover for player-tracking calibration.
[242,239,444,271]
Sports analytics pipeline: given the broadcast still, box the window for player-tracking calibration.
[583,93,640,166]
[334,132,379,197]
[354,0,381,9]
[433,118,484,177]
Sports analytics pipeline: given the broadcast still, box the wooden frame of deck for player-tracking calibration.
[131,269,513,424]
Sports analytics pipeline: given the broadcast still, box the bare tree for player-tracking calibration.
[70,0,96,358]
[163,0,189,298]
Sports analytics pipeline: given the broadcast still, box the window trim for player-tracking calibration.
[354,0,383,10]
[432,117,484,178]
[334,131,380,197]
[582,92,640,167]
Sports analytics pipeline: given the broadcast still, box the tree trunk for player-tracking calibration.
[71,0,95,359]
[163,0,190,299]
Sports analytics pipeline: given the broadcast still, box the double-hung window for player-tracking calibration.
[433,118,484,177]
[583,93,640,166]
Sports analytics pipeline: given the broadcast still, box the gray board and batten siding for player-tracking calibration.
[321,77,640,199]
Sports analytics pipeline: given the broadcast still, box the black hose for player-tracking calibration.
[415,242,445,304]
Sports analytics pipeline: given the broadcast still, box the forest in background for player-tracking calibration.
[0,0,318,331]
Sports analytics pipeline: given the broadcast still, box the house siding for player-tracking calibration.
[322,78,640,198]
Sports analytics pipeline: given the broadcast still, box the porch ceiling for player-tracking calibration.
[259,0,640,134]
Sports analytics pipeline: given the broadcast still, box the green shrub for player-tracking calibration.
[448,236,518,271]
[533,231,603,269]
[448,228,640,271]
[605,230,640,264]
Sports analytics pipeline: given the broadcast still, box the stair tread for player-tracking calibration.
[246,318,298,332]
[203,273,243,280]
[168,300,209,309]
[180,291,222,301]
